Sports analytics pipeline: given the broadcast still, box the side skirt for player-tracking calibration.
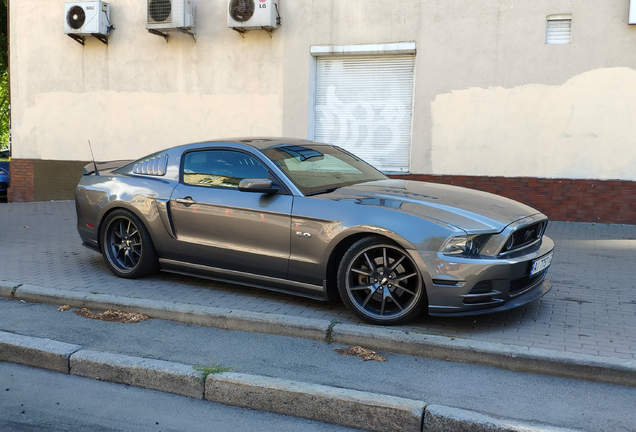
[158,258,328,302]
[81,240,100,252]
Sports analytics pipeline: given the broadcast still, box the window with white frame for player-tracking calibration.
[310,43,416,173]
[546,14,572,44]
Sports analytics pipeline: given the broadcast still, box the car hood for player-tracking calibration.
[319,179,541,232]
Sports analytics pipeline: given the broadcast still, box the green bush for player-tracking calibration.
[0,70,8,151]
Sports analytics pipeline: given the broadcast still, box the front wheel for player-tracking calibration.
[100,209,159,279]
[337,237,427,325]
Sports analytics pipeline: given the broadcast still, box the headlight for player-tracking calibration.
[0,168,7,175]
[442,234,490,256]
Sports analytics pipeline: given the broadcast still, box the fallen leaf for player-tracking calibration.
[74,308,149,323]
[57,305,71,312]
[333,346,386,362]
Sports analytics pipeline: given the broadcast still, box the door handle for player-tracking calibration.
[175,197,197,205]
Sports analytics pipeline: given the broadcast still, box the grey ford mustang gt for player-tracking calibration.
[76,138,554,325]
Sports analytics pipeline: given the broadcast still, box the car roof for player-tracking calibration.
[170,137,331,152]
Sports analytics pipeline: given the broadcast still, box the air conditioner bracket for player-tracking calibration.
[231,27,246,38]
[262,26,273,38]
[91,33,109,45]
[148,28,170,42]
[68,34,85,46]
[177,27,196,42]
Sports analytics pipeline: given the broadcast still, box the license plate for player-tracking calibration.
[530,253,553,276]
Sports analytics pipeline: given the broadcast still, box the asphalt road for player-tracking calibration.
[0,362,361,432]
[1,298,635,432]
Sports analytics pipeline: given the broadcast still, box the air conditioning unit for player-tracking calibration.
[147,0,194,31]
[64,1,112,44]
[227,0,280,32]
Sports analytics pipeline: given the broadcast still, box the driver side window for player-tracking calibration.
[183,150,269,189]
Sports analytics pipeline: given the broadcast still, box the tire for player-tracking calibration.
[100,209,159,279]
[337,236,427,325]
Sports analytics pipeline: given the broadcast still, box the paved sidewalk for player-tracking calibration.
[1,201,635,360]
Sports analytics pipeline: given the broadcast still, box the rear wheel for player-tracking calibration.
[337,236,427,325]
[100,209,159,279]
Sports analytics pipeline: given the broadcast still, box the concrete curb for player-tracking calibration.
[2,282,635,387]
[423,405,581,432]
[3,283,331,342]
[331,323,636,387]
[205,372,426,432]
[206,372,426,432]
[0,330,584,432]
[0,281,20,298]
[0,331,81,373]
[70,350,204,399]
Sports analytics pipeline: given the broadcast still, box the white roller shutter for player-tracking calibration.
[313,55,415,173]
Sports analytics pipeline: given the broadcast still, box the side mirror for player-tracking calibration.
[238,179,280,194]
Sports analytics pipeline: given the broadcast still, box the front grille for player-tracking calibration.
[510,269,547,296]
[501,221,547,254]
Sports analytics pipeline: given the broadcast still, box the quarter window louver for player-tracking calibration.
[133,154,168,176]
[546,15,572,44]
[313,56,415,173]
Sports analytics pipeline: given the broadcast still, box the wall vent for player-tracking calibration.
[546,14,572,44]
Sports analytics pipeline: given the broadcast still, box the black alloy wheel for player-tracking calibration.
[101,209,159,279]
[338,237,427,325]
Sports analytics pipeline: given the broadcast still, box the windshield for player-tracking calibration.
[262,144,387,195]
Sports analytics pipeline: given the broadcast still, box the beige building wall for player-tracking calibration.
[10,0,636,181]
[10,0,285,162]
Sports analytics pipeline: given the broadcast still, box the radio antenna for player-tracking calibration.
[88,140,99,175]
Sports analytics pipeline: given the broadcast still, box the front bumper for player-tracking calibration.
[413,236,555,316]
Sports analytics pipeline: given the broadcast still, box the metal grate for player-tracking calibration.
[148,0,172,23]
[229,0,255,22]
[67,5,86,30]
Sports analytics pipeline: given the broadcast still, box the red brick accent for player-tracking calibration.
[390,174,636,225]
[7,159,35,203]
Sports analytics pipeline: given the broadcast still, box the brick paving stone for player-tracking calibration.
[532,343,566,351]
[0,201,635,359]
[570,348,601,356]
